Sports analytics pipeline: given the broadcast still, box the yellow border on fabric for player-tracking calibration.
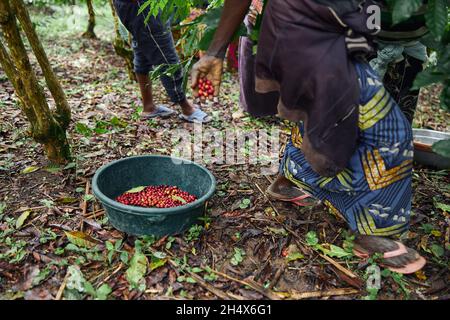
[356,208,408,236]
[291,125,303,149]
[359,88,393,130]
[363,150,412,191]
[283,156,313,194]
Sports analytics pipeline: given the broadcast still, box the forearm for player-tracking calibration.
[206,0,252,58]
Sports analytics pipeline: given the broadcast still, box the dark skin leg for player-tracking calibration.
[136,73,195,116]
[136,73,155,113]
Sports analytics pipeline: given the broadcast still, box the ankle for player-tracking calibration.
[179,99,195,115]
[143,103,156,113]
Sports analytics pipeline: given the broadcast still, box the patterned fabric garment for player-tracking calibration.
[281,62,414,236]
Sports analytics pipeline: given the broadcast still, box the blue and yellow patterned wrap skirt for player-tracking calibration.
[281,62,414,236]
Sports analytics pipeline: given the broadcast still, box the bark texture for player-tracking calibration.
[83,0,96,38]
[0,0,71,163]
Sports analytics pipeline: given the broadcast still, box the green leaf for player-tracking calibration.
[66,265,86,292]
[149,257,167,271]
[75,123,92,137]
[126,250,148,289]
[152,251,167,259]
[286,252,304,263]
[435,202,450,213]
[56,197,78,204]
[191,267,203,273]
[198,27,217,51]
[230,247,245,266]
[32,267,51,287]
[105,241,114,251]
[425,0,448,40]
[107,250,114,264]
[0,202,6,215]
[16,210,31,229]
[440,84,450,111]
[391,0,423,25]
[83,281,96,297]
[421,223,434,234]
[267,227,288,236]
[185,277,197,284]
[120,251,129,264]
[432,139,450,158]
[109,116,128,128]
[412,69,447,90]
[40,199,54,208]
[96,284,112,300]
[114,239,123,250]
[306,231,319,246]
[83,194,95,202]
[171,195,187,204]
[65,231,100,249]
[319,244,353,258]
[125,186,146,193]
[45,164,61,173]
[64,162,76,170]
[431,244,444,258]
[21,166,39,174]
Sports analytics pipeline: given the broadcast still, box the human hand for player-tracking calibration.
[191,55,224,97]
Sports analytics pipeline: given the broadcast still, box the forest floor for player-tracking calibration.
[0,4,449,300]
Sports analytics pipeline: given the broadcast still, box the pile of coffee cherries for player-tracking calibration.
[197,78,215,99]
[116,185,197,208]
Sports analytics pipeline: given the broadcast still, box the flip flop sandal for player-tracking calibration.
[266,188,318,207]
[353,241,426,274]
[179,108,211,123]
[141,105,175,120]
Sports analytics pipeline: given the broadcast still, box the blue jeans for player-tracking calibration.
[113,0,185,103]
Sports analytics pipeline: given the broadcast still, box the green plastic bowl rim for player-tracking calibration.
[92,155,216,216]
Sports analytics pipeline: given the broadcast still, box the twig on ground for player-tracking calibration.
[55,271,69,300]
[80,180,90,231]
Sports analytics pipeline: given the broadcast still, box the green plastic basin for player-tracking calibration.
[92,155,216,236]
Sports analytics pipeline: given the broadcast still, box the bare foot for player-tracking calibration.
[178,99,195,116]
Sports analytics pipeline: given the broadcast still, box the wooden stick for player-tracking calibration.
[319,253,358,279]
[184,271,232,300]
[149,248,233,300]
[210,269,283,300]
[288,288,359,299]
[268,267,284,290]
[80,180,90,231]
[270,214,359,282]
[254,182,280,216]
[85,209,105,220]
[55,271,69,300]
[95,263,123,288]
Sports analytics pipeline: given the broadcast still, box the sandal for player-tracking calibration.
[353,235,426,274]
[179,108,211,123]
[266,175,319,207]
[141,104,175,120]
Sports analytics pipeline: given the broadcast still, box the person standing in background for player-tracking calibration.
[113,0,211,123]
[369,1,428,124]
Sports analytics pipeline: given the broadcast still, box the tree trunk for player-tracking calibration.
[108,0,136,81]
[0,0,70,164]
[83,0,96,39]
[13,0,71,130]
